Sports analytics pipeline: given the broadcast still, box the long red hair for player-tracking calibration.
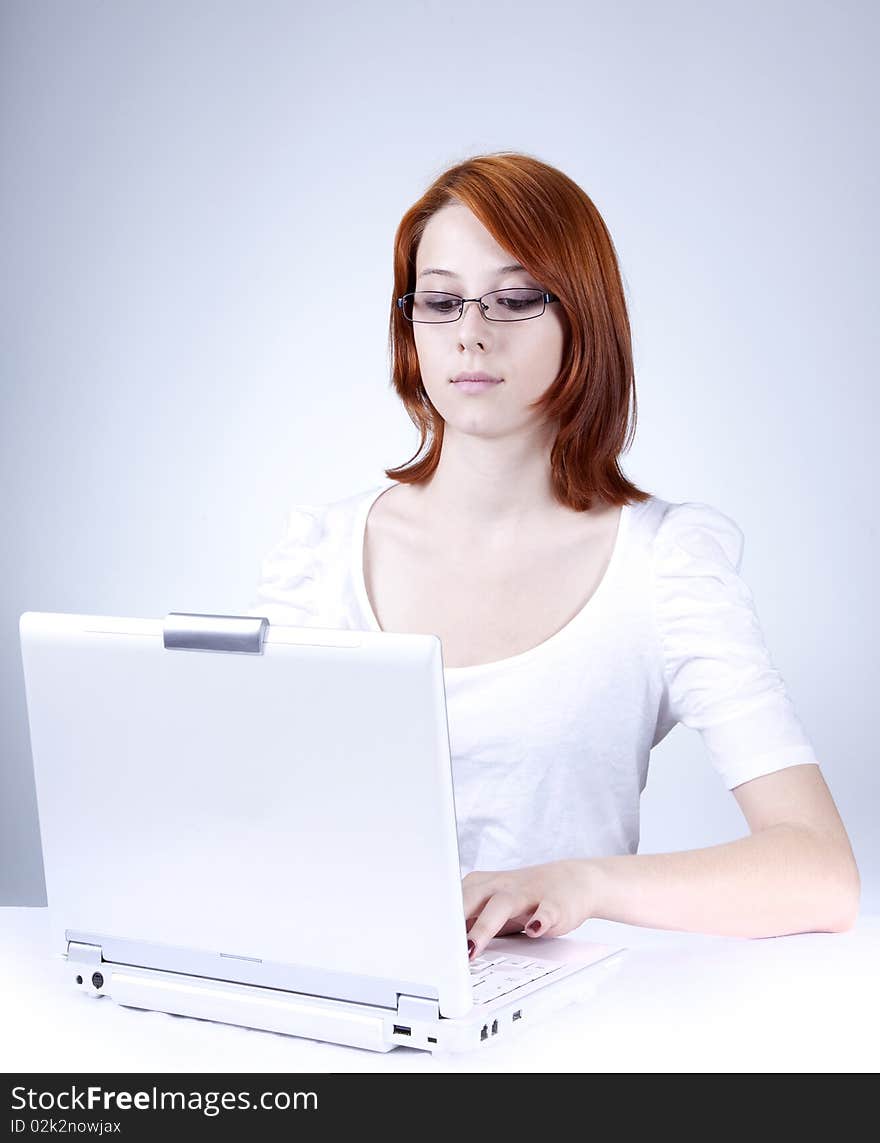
[384,151,651,511]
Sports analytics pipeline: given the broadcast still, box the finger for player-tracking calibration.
[524,899,560,938]
[461,870,519,922]
[461,880,497,925]
[467,918,530,944]
[466,891,523,960]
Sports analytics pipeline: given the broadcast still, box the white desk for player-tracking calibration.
[2,907,877,1073]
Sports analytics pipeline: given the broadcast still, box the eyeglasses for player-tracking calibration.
[397,288,560,323]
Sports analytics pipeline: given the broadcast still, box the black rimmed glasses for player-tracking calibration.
[397,288,560,323]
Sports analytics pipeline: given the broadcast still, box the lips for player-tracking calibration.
[452,372,503,384]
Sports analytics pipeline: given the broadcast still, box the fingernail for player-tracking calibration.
[527,920,541,934]
[468,940,475,957]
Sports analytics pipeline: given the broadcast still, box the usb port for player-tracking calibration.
[512,1010,522,1021]
[491,1019,498,1035]
[480,1024,488,1040]
[393,1025,411,1036]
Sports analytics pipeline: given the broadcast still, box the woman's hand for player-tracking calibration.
[461,859,596,959]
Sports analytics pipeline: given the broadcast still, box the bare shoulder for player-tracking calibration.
[553,495,622,549]
[367,482,420,539]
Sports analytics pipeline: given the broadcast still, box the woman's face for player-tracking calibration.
[412,203,567,437]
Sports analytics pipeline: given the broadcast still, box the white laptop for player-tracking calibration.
[18,609,626,1055]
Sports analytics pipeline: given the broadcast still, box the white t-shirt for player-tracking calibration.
[247,480,820,877]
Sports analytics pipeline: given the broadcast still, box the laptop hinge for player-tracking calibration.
[163,612,269,654]
[396,994,440,1023]
[66,940,103,966]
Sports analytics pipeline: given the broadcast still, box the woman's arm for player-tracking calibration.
[462,765,859,956]
[582,763,860,938]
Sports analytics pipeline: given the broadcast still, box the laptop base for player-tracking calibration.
[64,943,625,1055]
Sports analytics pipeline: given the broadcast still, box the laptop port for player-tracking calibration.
[393,1025,411,1036]
[491,1019,498,1035]
[480,1024,488,1040]
[512,1010,522,1021]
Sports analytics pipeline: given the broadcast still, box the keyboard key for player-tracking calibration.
[471,979,496,1002]
[469,953,564,1004]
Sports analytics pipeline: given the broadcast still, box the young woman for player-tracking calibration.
[250,151,860,958]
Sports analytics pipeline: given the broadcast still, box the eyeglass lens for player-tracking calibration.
[403,289,545,322]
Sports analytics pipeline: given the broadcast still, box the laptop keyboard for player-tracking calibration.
[468,952,562,1005]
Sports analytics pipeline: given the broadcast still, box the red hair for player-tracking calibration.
[384,151,651,511]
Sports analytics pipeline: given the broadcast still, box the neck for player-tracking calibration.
[407,422,580,542]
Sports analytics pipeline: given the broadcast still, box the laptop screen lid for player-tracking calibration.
[19,611,475,1019]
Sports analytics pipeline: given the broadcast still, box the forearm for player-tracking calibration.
[577,824,860,939]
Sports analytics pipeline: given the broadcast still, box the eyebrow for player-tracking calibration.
[417,263,530,279]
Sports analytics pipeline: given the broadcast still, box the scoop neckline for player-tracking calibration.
[351,479,632,676]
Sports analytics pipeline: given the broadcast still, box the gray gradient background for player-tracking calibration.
[2,0,877,909]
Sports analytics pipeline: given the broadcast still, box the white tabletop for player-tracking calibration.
[2,907,877,1073]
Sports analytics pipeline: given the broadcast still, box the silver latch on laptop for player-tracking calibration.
[162,612,269,654]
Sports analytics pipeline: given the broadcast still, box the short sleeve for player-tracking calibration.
[652,501,820,789]
[246,504,327,627]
